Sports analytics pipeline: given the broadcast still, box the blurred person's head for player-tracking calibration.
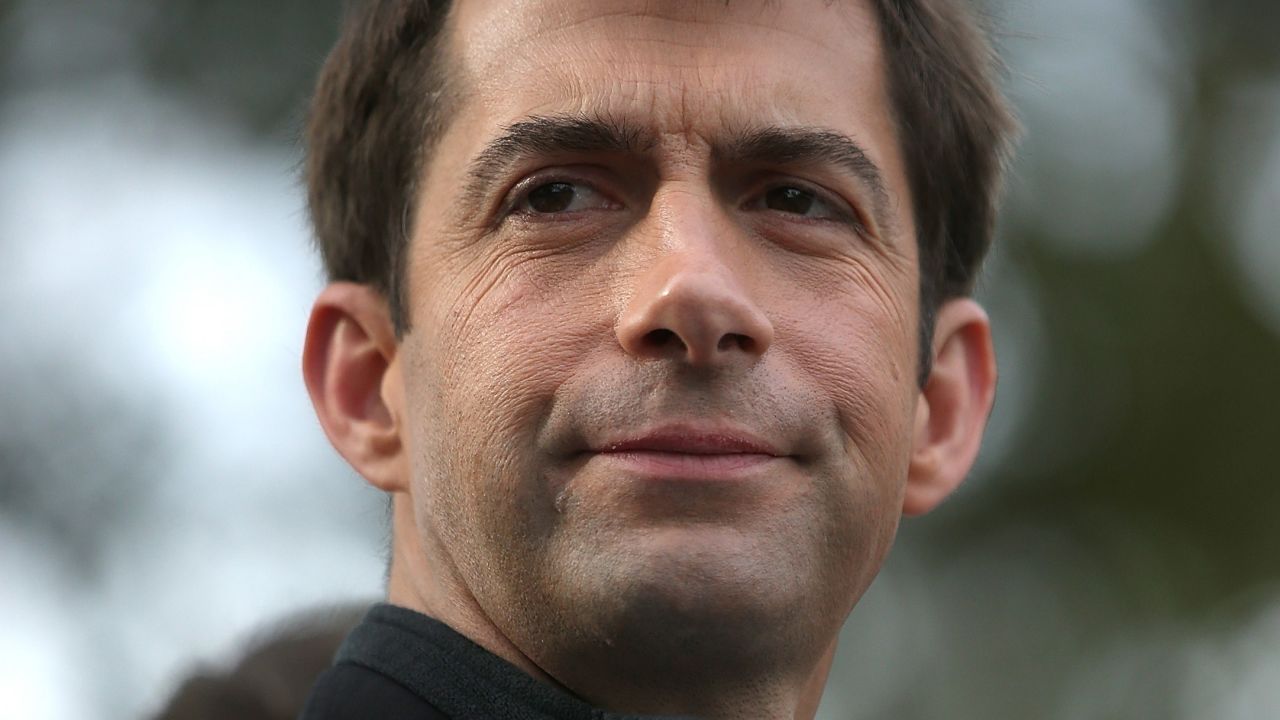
[153,605,365,720]
[301,0,1015,715]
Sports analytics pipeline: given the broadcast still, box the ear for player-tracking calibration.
[903,298,997,516]
[302,282,410,493]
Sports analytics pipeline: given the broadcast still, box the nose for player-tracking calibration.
[615,243,774,368]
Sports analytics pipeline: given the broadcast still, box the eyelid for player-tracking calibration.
[746,176,867,229]
[499,167,621,221]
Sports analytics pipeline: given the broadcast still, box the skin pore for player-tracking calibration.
[302,1,997,718]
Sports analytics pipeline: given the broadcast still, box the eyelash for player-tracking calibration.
[743,179,877,244]
[498,171,616,221]
[749,181,858,224]
[497,172,868,236]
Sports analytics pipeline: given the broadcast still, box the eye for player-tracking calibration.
[754,185,842,220]
[513,180,617,216]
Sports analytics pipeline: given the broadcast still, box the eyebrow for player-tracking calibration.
[461,115,650,210]
[460,114,893,231]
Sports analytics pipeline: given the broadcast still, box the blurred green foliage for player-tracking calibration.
[4,0,1279,716]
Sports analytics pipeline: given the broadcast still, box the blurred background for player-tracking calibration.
[1,0,1277,718]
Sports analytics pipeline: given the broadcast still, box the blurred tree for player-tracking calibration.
[934,0,1280,626]
[132,0,345,138]
[4,1,1279,717]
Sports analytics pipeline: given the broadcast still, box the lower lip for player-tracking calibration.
[592,450,779,479]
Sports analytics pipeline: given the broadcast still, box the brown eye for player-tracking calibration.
[516,180,616,216]
[765,186,816,215]
[527,182,577,213]
[749,184,847,223]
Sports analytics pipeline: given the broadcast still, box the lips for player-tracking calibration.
[598,428,781,456]
[586,425,784,479]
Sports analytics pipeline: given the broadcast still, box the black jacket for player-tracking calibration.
[300,604,691,720]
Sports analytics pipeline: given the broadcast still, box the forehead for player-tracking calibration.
[441,0,894,151]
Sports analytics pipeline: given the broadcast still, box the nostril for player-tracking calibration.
[645,328,685,351]
[718,333,754,353]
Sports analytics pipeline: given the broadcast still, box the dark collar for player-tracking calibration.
[336,603,695,720]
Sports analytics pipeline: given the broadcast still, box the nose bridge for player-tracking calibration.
[615,189,774,366]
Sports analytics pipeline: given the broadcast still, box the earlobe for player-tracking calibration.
[903,298,997,516]
[302,282,410,493]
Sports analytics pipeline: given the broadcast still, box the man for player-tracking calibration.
[152,605,365,720]
[299,0,1015,717]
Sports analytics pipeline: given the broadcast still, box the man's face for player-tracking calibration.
[396,0,919,686]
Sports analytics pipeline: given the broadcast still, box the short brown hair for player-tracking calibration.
[304,0,1016,379]
[874,0,1018,377]
[305,0,455,330]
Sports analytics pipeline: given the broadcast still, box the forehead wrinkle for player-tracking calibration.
[451,1,890,141]
[459,0,877,80]
[440,0,907,228]
[536,0,867,42]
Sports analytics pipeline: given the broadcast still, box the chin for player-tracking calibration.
[550,524,838,675]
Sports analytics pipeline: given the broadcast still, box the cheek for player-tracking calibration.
[790,311,916,604]
[776,265,919,484]
[405,246,612,482]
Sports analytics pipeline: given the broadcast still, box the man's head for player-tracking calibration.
[302,0,1014,716]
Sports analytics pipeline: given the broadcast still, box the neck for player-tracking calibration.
[386,497,566,688]
[533,612,837,720]
[560,664,821,719]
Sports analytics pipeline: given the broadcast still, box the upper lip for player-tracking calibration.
[592,424,783,456]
